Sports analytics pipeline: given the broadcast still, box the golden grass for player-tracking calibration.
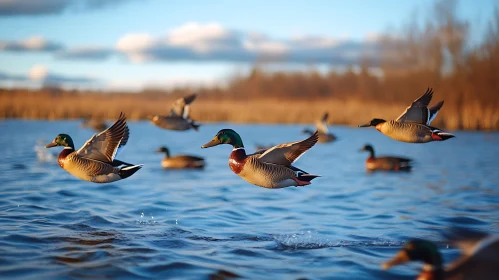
[1,90,497,130]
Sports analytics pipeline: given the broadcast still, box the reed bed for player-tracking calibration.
[1,90,497,130]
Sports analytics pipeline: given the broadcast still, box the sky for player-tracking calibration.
[0,0,496,91]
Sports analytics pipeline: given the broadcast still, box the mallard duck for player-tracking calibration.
[359,88,454,143]
[45,112,142,183]
[382,232,499,280]
[201,129,320,189]
[150,94,200,131]
[360,144,412,171]
[156,146,205,169]
[303,112,337,143]
[80,117,108,132]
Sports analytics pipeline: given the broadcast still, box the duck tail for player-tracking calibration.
[111,159,134,167]
[431,130,455,141]
[297,174,321,182]
[398,162,412,171]
[118,164,143,179]
[190,121,200,131]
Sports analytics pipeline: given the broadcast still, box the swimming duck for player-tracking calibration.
[303,112,337,143]
[150,93,200,131]
[156,146,205,169]
[382,232,499,280]
[45,112,142,183]
[81,117,108,132]
[201,129,320,189]
[360,144,412,171]
[359,88,454,143]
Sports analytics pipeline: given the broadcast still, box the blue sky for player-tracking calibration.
[0,0,496,90]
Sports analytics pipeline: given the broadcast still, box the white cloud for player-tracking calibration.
[167,22,230,47]
[0,22,384,67]
[26,64,100,86]
[55,46,114,60]
[23,36,48,49]
[0,36,62,52]
[290,35,339,49]
[28,65,49,80]
[116,33,155,52]
[114,22,382,65]
[243,34,288,54]
[0,0,146,16]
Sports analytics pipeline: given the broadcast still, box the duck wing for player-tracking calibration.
[396,88,434,124]
[76,112,128,164]
[316,112,330,134]
[115,124,129,158]
[168,93,197,119]
[427,100,444,124]
[257,130,318,166]
[249,148,268,157]
[445,232,499,279]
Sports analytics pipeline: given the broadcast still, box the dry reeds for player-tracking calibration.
[1,89,497,130]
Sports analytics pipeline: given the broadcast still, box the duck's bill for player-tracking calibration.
[201,139,220,148]
[358,123,372,127]
[381,250,410,270]
[44,141,57,148]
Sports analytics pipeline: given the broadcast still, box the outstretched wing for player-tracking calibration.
[258,130,319,166]
[315,112,329,134]
[115,124,129,158]
[444,229,499,278]
[76,112,128,163]
[396,88,434,124]
[427,100,444,125]
[168,94,197,119]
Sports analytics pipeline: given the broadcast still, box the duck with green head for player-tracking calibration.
[383,234,499,280]
[359,88,454,143]
[201,129,320,189]
[383,239,444,280]
[156,146,205,169]
[45,113,142,183]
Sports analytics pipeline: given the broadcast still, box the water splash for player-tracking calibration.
[136,211,158,225]
[34,139,57,162]
[272,231,403,250]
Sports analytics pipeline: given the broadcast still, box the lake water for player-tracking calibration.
[0,120,498,279]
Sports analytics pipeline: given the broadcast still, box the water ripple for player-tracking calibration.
[0,121,498,279]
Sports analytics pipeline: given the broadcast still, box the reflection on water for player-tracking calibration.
[0,120,498,279]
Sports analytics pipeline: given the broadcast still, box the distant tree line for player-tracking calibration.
[1,0,498,129]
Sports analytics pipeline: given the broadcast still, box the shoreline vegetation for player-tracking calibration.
[0,87,497,131]
[1,1,499,130]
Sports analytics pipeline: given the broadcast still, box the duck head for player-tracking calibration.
[358,118,386,128]
[302,128,315,135]
[382,239,443,270]
[156,146,171,158]
[359,144,375,155]
[201,129,244,149]
[45,134,75,149]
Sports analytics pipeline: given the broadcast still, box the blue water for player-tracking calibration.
[0,120,498,279]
